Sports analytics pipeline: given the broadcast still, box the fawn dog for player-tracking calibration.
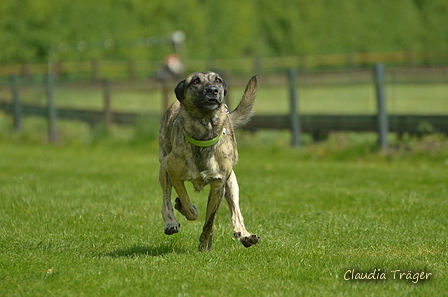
[158,71,259,251]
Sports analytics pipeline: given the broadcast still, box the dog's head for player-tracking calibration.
[175,72,227,114]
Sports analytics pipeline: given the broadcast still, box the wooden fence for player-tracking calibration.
[1,63,448,146]
[1,49,448,80]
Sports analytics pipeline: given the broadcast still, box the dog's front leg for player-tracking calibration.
[160,167,180,235]
[225,170,259,247]
[170,175,199,221]
[198,181,225,251]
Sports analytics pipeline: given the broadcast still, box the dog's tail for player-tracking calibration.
[229,75,257,128]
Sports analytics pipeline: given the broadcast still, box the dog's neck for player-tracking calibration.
[180,105,227,141]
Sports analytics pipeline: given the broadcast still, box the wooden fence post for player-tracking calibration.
[46,73,57,143]
[374,62,389,150]
[288,68,301,147]
[103,79,112,130]
[11,75,22,132]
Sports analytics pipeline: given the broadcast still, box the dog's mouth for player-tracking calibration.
[201,97,222,110]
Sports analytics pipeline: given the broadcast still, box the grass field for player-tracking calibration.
[1,136,447,296]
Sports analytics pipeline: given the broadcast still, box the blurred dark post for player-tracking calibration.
[288,68,301,147]
[11,75,22,131]
[46,73,57,143]
[103,79,112,130]
[374,63,389,150]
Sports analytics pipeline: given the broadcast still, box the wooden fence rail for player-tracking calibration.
[245,114,448,134]
[1,63,448,145]
[1,100,446,138]
[2,49,448,79]
[0,101,159,126]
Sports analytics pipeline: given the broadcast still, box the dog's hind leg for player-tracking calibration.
[198,181,225,251]
[160,167,180,235]
[225,170,259,247]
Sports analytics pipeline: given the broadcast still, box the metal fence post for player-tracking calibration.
[288,68,301,147]
[11,75,22,132]
[46,73,57,143]
[374,62,389,150]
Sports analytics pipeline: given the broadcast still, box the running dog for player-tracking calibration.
[158,71,259,251]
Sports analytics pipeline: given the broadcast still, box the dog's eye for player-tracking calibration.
[192,78,200,85]
[215,77,222,84]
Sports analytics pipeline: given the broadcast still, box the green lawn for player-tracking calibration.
[0,140,447,296]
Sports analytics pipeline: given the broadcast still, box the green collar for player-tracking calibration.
[184,128,226,147]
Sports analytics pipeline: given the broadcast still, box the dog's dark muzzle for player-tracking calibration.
[201,85,222,109]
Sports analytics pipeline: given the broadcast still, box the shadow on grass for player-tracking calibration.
[103,243,188,258]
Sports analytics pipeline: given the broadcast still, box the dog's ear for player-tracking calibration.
[175,79,185,101]
[222,78,228,96]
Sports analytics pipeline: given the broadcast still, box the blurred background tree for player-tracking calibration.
[0,0,447,64]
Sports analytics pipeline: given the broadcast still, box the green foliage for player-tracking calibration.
[1,0,448,65]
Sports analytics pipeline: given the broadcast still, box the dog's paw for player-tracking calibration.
[238,234,260,248]
[174,197,185,215]
[175,197,198,220]
[198,239,213,252]
[164,223,180,235]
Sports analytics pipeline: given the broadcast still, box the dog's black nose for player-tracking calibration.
[205,86,219,97]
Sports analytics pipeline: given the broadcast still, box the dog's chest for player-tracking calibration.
[185,147,235,191]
